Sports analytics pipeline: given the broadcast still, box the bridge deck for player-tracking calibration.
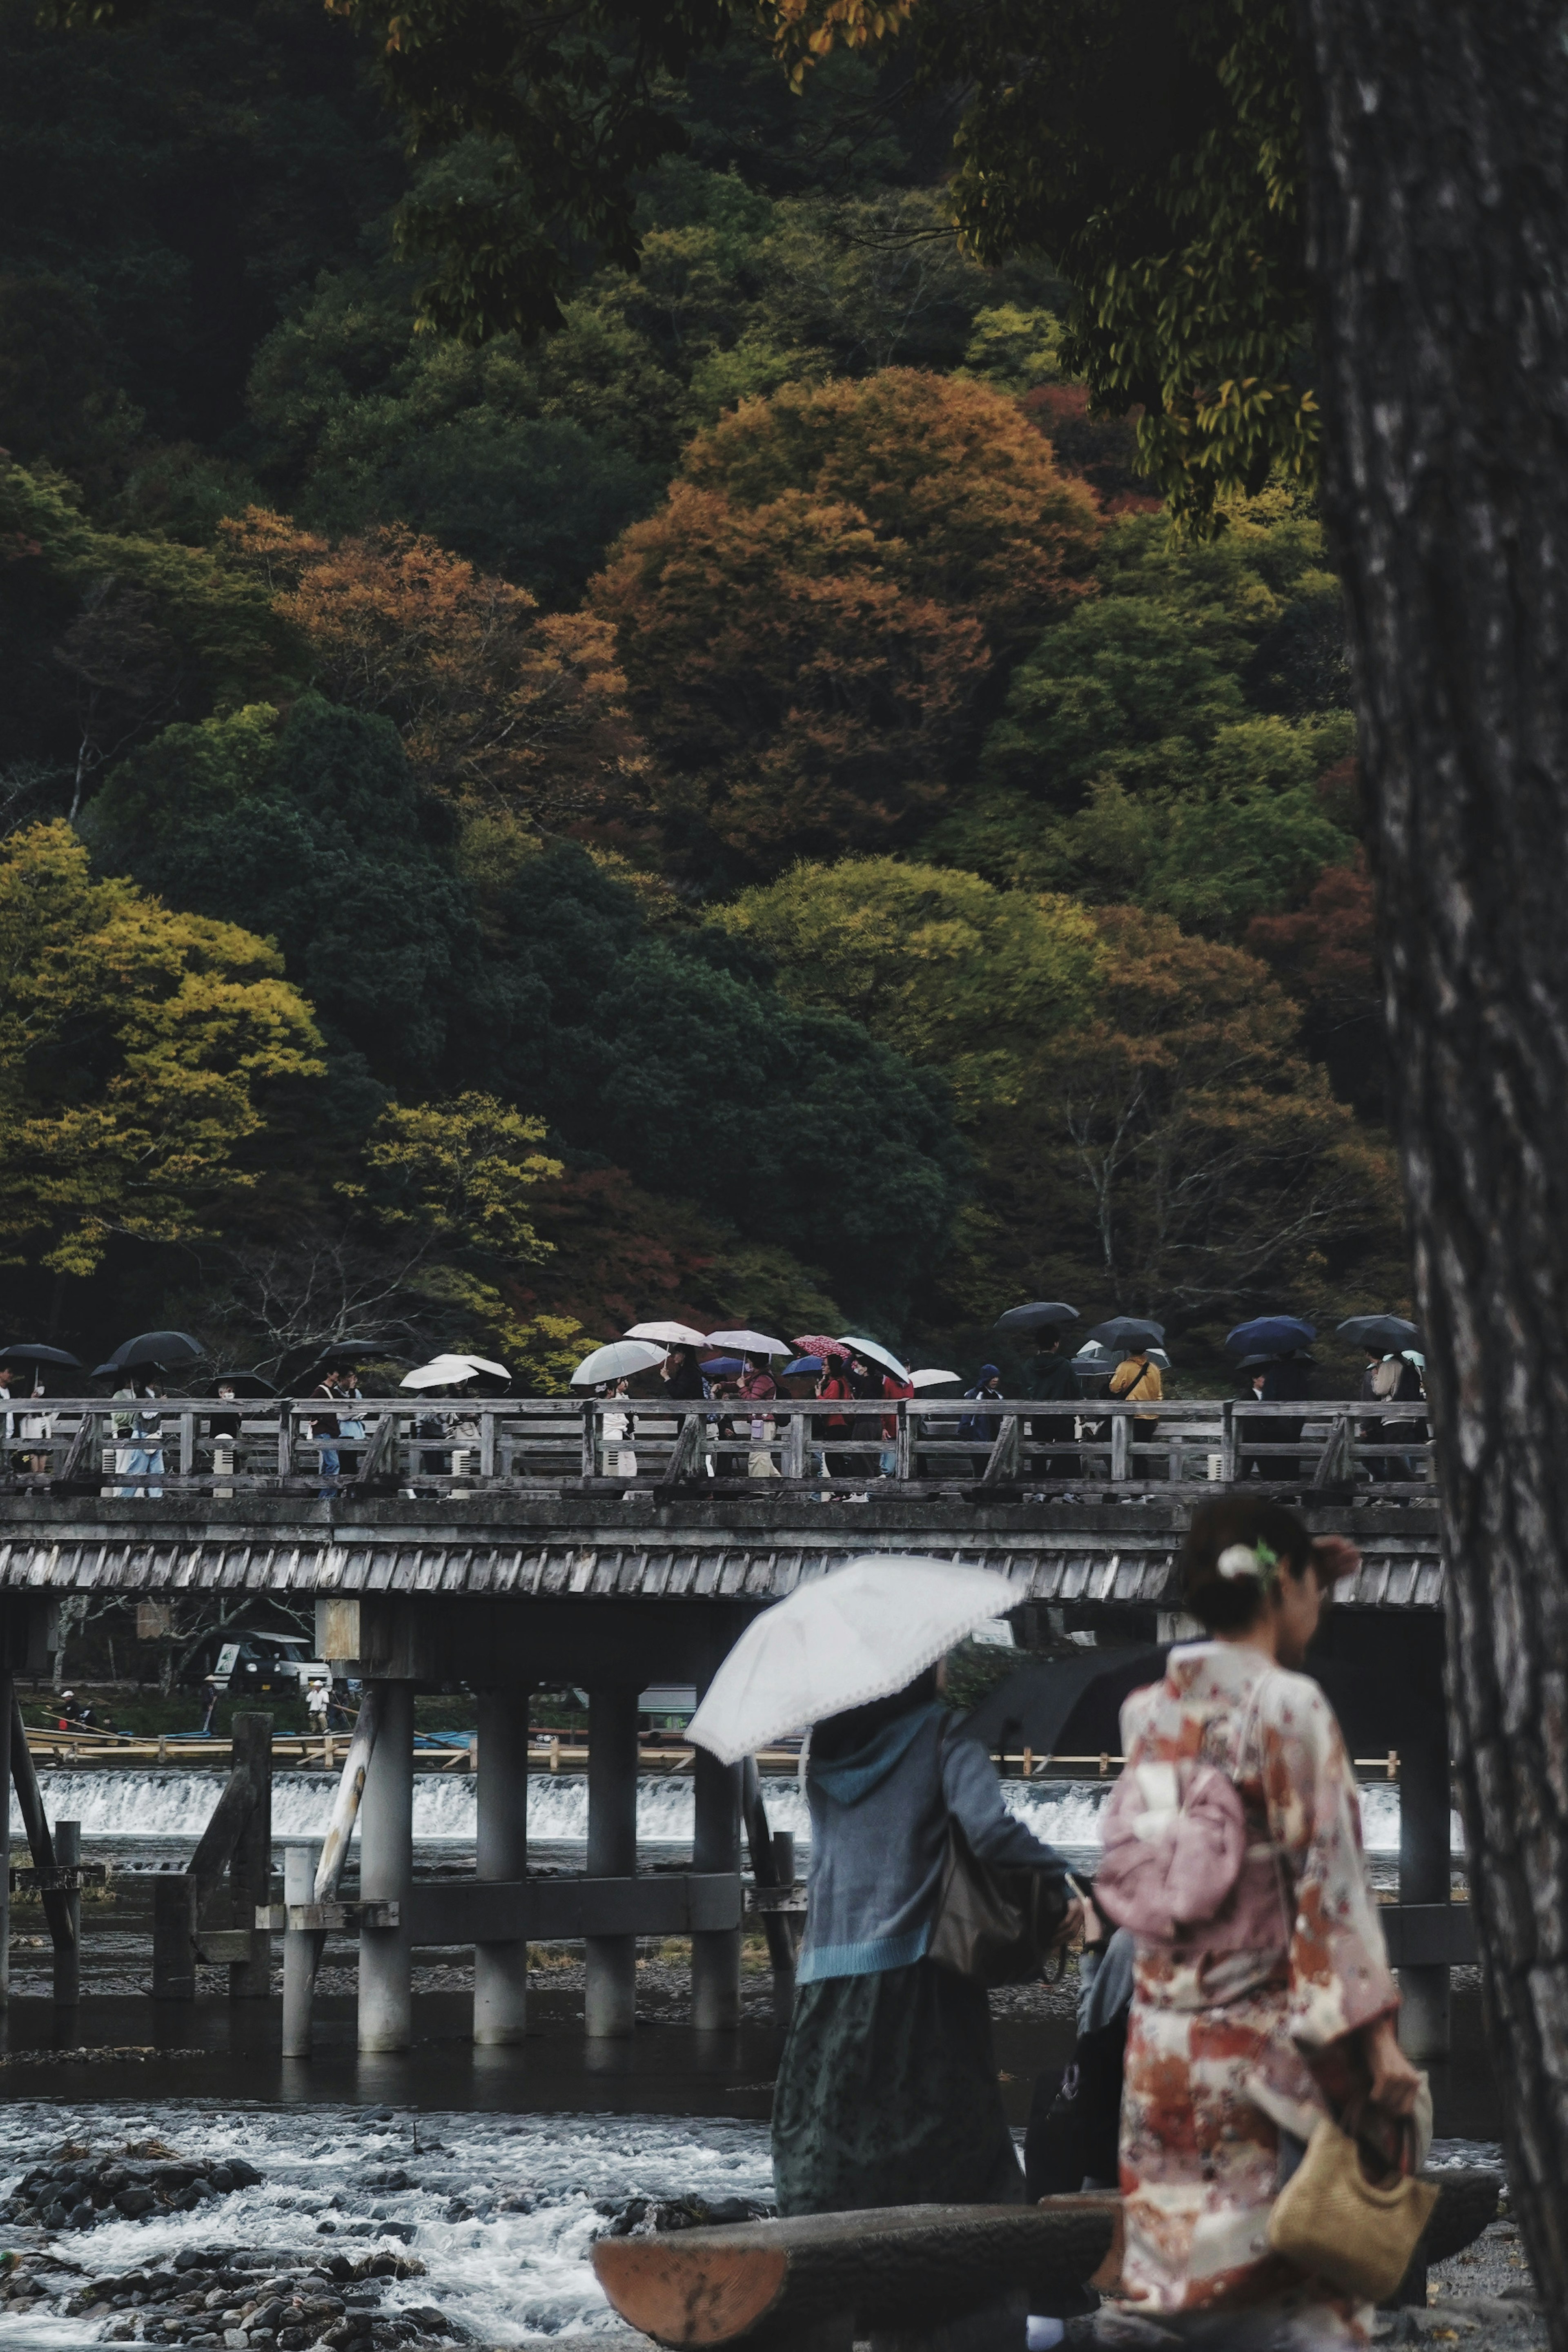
[0,1491,1443,1610]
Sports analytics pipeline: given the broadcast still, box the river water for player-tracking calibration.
[0,1771,1491,2350]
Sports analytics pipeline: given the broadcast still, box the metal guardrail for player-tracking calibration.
[0,1394,1434,1498]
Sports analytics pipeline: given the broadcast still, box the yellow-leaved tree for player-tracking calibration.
[347,1094,594,1390]
[0,821,324,1274]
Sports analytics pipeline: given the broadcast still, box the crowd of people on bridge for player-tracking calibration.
[0,1302,1432,1494]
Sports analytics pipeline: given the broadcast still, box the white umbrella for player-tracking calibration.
[686,1556,1017,1763]
[400,1355,479,1391]
[840,1335,911,1380]
[570,1339,668,1387]
[911,1368,960,1389]
[706,1328,789,1356]
[626,1321,710,1348]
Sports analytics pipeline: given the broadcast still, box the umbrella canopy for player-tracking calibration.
[1337,1314,1422,1354]
[210,1371,278,1398]
[911,1368,960,1390]
[570,1339,668,1388]
[401,1353,509,1391]
[960,1648,1170,1761]
[687,1556,1018,1763]
[782,1357,824,1378]
[1074,1341,1171,1372]
[626,1321,709,1349]
[1234,1353,1279,1373]
[1085,1316,1165,1349]
[699,1356,744,1379]
[839,1335,911,1380]
[100,1329,203,1373]
[993,1302,1080,1336]
[0,1343,83,1371]
[706,1328,789,1356]
[794,1333,848,1361]
[1225,1316,1316,1356]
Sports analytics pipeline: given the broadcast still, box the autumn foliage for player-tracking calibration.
[219,510,642,829]
[593,371,1101,878]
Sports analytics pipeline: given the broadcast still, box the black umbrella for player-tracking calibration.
[1235,1353,1279,1372]
[100,1329,203,1373]
[962,1648,1410,1770]
[0,1344,83,1371]
[210,1372,278,1398]
[1337,1314,1421,1354]
[1086,1315,1166,1349]
[960,1648,1170,1761]
[993,1302,1080,1336]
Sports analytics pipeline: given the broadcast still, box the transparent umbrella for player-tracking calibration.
[839,1335,911,1380]
[626,1321,710,1348]
[706,1329,789,1356]
[570,1340,668,1387]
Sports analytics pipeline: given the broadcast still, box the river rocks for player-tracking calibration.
[0,2245,453,2351]
[1,2157,264,2233]
[593,2193,775,2239]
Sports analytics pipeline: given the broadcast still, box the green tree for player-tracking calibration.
[712,857,1102,1114]
[974,905,1401,1329]
[0,819,323,1274]
[89,696,517,1099]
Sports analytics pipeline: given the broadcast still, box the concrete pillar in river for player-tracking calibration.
[585,1684,639,2037]
[0,1668,10,2011]
[1399,1729,1452,2059]
[474,1686,530,2045]
[358,1679,414,2053]
[692,1745,742,2031]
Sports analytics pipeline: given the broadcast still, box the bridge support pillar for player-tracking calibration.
[474,1686,530,2045]
[692,1746,742,2032]
[1399,1730,1452,2059]
[0,1668,10,2010]
[586,1685,639,2036]
[358,1680,414,2053]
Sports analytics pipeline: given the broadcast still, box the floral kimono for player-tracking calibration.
[1112,1643,1399,2339]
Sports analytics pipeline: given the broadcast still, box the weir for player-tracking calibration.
[0,1470,1459,2055]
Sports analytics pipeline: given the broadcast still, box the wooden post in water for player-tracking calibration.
[693,1742,742,2031]
[53,1819,81,2007]
[474,1687,530,2045]
[228,1713,273,1998]
[585,1685,639,2036]
[357,1680,414,2052]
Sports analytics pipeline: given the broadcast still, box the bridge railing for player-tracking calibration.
[0,1394,1434,1498]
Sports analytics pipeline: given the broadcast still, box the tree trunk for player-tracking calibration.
[1292,2,1568,2329]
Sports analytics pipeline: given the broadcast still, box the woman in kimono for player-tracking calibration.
[1107,1498,1422,2347]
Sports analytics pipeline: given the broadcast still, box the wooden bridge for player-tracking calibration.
[0,1401,1458,2064]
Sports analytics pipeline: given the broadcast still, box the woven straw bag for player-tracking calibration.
[1267,2116,1440,2302]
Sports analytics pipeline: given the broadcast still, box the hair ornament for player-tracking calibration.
[1215,1538,1280,1588]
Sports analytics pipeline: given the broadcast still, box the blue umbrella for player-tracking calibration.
[1225,1316,1316,1357]
[782,1356,824,1377]
[699,1355,744,1379]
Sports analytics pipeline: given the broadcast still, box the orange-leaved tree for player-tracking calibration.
[681,370,1102,655]
[592,370,1101,881]
[593,483,990,877]
[219,511,645,831]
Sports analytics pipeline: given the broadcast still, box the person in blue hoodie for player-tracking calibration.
[772,1666,1074,2220]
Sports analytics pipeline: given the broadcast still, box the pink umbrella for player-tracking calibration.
[795,1333,848,1360]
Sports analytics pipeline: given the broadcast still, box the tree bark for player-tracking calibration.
[1292,2,1568,2330]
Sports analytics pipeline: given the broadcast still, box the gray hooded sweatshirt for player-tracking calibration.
[797,1702,1068,1984]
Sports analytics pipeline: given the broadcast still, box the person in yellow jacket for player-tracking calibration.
[1109,1349,1162,1473]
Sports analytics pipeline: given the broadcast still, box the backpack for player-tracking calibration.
[1095,1671,1284,1945]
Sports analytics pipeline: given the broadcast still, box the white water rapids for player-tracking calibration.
[9,1771,1428,1855]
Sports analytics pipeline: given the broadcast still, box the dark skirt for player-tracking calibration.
[772,1957,1025,2216]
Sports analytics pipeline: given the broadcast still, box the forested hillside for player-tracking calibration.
[0,0,1407,1382]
